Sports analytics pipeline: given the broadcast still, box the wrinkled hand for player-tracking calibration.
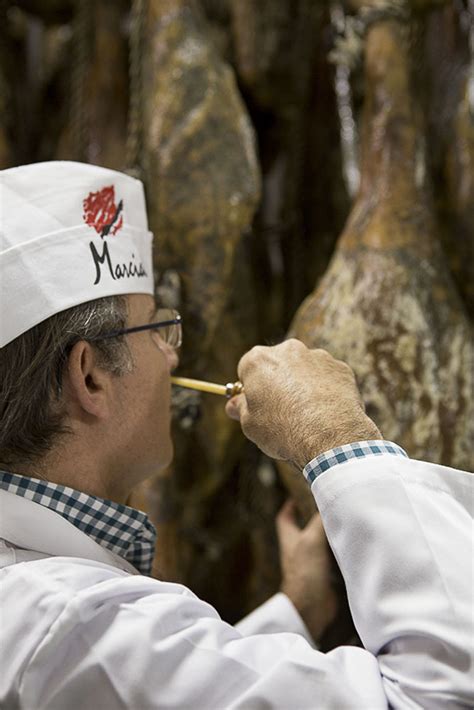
[226,340,381,469]
[277,499,337,642]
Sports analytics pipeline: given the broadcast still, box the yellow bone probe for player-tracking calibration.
[171,377,243,398]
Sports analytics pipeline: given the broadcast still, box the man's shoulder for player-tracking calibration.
[0,554,221,707]
[1,554,204,654]
[1,553,204,625]
[1,554,130,612]
[2,553,186,600]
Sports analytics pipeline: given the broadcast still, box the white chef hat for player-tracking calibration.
[0,161,154,347]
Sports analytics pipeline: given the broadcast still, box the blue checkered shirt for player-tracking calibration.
[303,440,408,485]
[0,471,157,576]
[0,442,406,575]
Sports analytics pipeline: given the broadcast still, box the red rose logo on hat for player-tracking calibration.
[83,185,123,238]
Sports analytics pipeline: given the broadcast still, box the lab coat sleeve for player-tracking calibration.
[312,454,473,709]
[235,592,315,645]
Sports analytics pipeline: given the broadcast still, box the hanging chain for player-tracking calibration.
[330,1,360,197]
[126,0,147,178]
[329,0,410,70]
[0,1,10,124]
[71,0,92,161]
[467,0,474,114]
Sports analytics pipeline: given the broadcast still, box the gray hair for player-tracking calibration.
[0,296,133,468]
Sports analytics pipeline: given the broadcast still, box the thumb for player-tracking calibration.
[301,511,327,548]
[225,393,247,422]
[276,499,301,549]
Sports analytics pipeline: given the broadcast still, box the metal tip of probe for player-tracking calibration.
[171,377,243,398]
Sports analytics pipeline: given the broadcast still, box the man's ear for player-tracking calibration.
[64,341,113,419]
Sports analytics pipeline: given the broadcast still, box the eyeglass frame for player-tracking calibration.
[88,311,182,348]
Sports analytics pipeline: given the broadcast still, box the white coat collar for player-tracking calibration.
[0,489,139,574]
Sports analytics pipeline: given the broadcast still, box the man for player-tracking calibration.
[0,161,472,709]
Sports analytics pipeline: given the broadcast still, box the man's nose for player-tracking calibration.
[161,341,179,372]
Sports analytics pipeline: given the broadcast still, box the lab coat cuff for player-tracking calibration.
[302,440,408,485]
[235,592,316,647]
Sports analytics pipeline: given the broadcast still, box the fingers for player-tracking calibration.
[226,341,374,463]
[237,344,266,382]
[237,340,307,381]
[277,499,327,547]
[225,393,247,422]
[276,498,298,527]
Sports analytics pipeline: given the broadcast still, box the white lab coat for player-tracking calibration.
[0,454,472,709]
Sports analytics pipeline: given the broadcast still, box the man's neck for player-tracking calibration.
[1,446,131,505]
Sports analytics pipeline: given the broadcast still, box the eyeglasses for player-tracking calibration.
[90,308,182,348]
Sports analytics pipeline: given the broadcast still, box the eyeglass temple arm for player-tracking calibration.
[90,316,181,341]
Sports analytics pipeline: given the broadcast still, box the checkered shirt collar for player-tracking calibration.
[0,471,157,576]
[303,440,408,485]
